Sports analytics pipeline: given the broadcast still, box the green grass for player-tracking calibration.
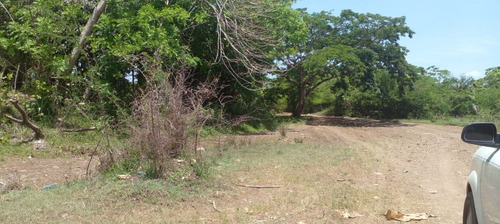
[0,178,201,223]
[211,114,308,135]
[0,124,124,159]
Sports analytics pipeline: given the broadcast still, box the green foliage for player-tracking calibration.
[191,158,212,180]
[276,9,416,117]
[91,1,194,65]
[475,67,500,115]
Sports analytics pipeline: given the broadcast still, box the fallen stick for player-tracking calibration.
[237,184,282,189]
[62,127,97,133]
[211,200,222,212]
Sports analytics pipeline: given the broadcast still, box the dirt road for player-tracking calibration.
[0,116,479,223]
[293,116,478,223]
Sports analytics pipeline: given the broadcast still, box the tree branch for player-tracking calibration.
[202,0,283,89]
[0,1,14,22]
[306,75,335,96]
[65,0,107,75]
[3,99,43,139]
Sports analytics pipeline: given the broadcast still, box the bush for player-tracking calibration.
[128,68,217,177]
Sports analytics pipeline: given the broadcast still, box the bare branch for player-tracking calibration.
[61,127,97,133]
[65,0,107,75]
[0,66,5,86]
[237,184,283,189]
[0,1,15,22]
[202,0,284,89]
[3,99,44,139]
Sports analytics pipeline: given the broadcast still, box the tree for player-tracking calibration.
[475,66,500,114]
[0,0,92,118]
[187,0,306,117]
[277,9,415,117]
[479,66,500,88]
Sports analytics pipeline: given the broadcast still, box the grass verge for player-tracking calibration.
[0,137,378,223]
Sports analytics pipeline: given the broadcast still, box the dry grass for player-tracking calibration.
[0,172,23,194]
[202,142,380,223]
[0,137,381,223]
[278,125,287,137]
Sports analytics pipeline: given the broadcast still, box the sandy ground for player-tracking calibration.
[295,116,477,223]
[0,116,478,223]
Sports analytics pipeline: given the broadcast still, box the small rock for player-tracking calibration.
[32,139,48,150]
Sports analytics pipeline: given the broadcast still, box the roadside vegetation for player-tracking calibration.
[0,0,499,222]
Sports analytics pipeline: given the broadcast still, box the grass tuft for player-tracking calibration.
[0,172,24,194]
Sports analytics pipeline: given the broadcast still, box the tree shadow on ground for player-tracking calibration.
[304,115,415,128]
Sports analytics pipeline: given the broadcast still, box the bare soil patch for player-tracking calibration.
[0,156,96,188]
[289,115,477,223]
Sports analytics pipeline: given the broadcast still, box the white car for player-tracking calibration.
[461,122,500,224]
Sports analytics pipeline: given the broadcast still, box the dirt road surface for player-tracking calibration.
[296,116,478,223]
[0,116,478,223]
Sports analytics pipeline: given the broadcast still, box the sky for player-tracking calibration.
[293,0,500,79]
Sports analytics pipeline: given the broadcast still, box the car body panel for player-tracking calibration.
[478,147,500,223]
[468,146,500,224]
[462,123,500,224]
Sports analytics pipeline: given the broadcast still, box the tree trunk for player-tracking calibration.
[292,84,307,118]
[65,0,107,75]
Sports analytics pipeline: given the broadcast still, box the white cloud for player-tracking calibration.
[464,70,484,79]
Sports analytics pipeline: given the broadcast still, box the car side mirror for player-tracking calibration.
[461,123,500,147]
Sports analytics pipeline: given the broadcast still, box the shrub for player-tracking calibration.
[129,68,217,177]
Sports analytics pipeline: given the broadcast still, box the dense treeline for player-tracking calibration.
[1,1,499,135]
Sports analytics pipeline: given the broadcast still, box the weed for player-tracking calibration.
[293,137,304,143]
[191,158,212,180]
[278,125,287,137]
[240,136,253,146]
[0,172,24,194]
[0,134,8,144]
[226,135,238,148]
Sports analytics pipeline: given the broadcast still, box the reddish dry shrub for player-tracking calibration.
[129,70,217,176]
